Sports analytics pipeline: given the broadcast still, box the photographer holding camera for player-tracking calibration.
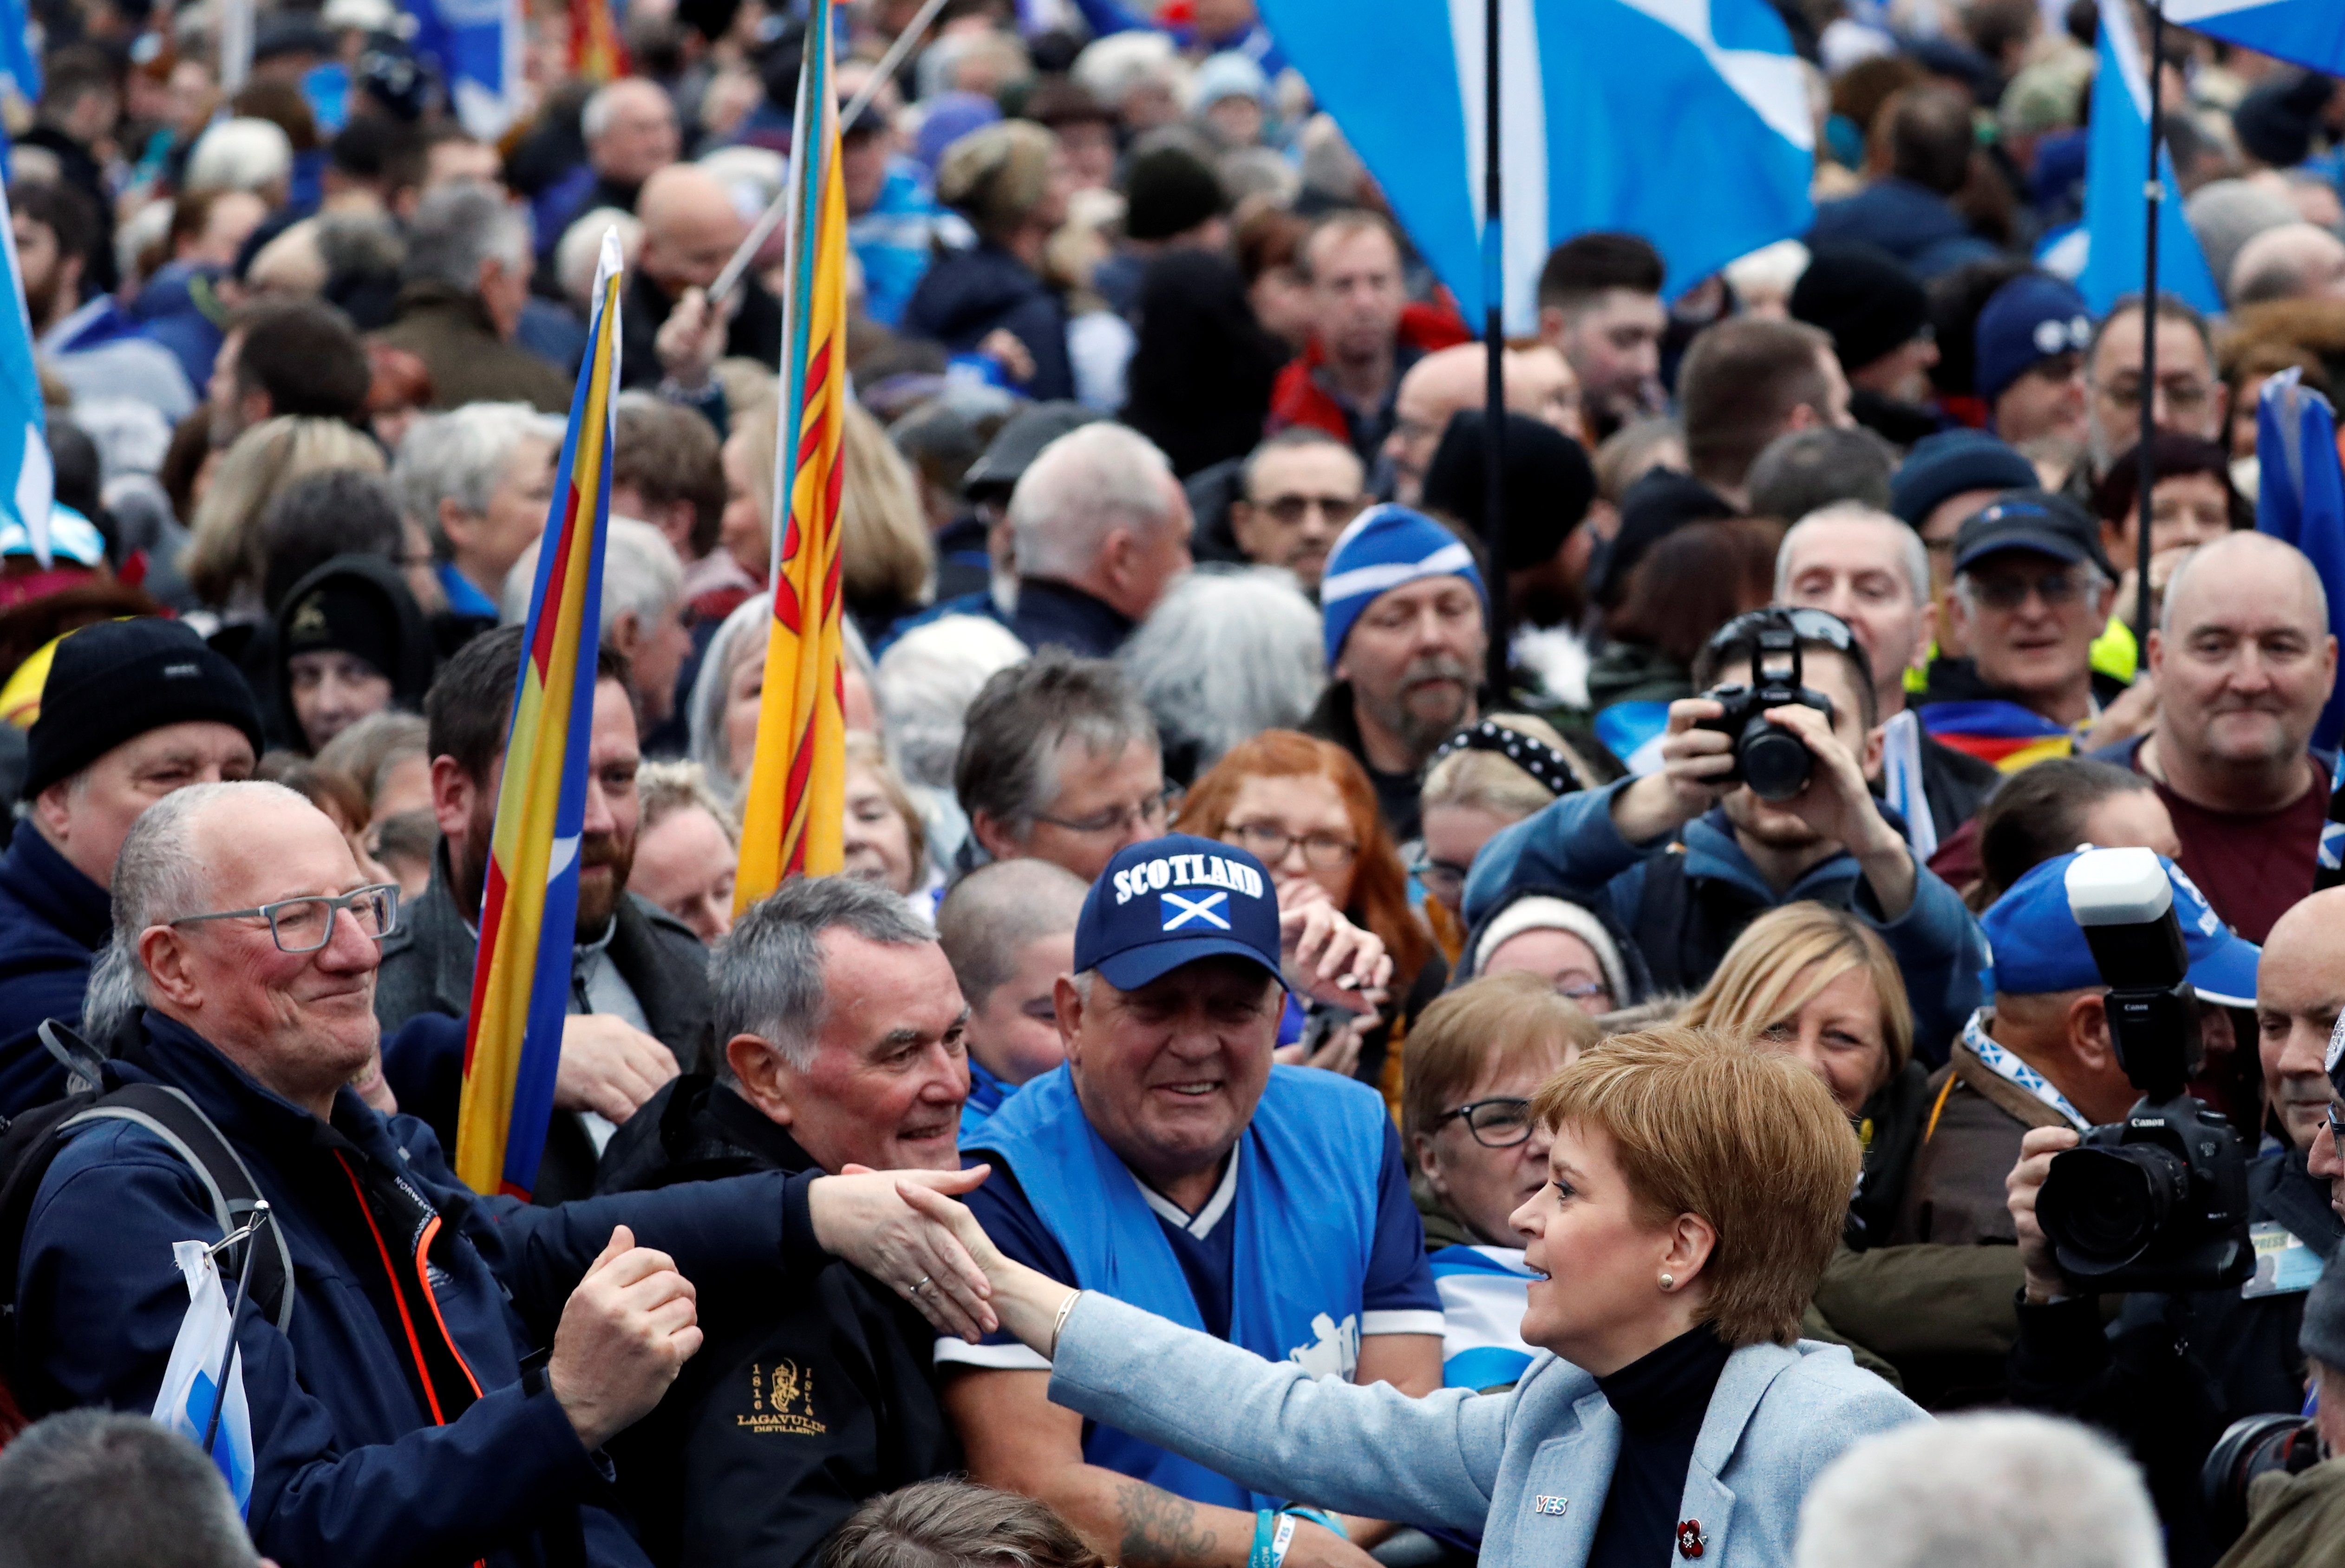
[2000,872,2345,1567]
[1464,606,1987,1061]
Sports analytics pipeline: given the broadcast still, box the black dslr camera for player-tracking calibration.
[1697,613,1836,802]
[2035,848,2252,1294]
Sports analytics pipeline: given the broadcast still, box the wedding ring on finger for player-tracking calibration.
[908,1275,932,1298]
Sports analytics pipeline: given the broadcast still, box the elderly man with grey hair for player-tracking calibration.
[1006,422,1194,658]
[954,647,1167,883]
[594,874,973,1568]
[1776,501,1999,855]
[374,180,570,414]
[393,400,564,620]
[17,781,997,1568]
[503,516,694,735]
[1120,565,1326,785]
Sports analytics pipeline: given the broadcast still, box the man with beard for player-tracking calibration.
[2088,533,2335,943]
[2072,295,2227,499]
[1464,607,1986,1061]
[375,625,711,1203]
[1534,231,1666,442]
[1303,506,1488,840]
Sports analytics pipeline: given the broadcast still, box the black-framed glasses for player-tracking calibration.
[1433,1097,1535,1148]
[170,884,401,953]
[1037,787,1180,837]
[1224,821,1358,870]
[2327,1100,2343,1149]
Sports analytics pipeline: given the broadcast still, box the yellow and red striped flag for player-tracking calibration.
[733,0,849,911]
[454,229,625,1199]
[568,0,627,83]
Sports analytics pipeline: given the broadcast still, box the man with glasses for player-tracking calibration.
[1465,606,1986,1061]
[1920,492,2129,772]
[0,618,264,1119]
[1227,429,1364,594]
[957,649,1172,883]
[943,834,1436,1568]
[13,779,999,1568]
[375,625,712,1205]
[1376,343,1585,507]
[2079,294,2227,488]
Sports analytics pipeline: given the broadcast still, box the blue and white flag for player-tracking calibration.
[2255,367,2345,753]
[0,0,39,106]
[2168,0,2345,76]
[405,0,523,140]
[150,1241,255,1516]
[0,180,53,570]
[1256,0,1813,326]
[2078,0,2221,314]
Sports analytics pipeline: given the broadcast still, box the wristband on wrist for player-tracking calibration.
[1281,1508,1345,1541]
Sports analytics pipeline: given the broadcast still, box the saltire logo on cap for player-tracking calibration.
[1161,890,1231,931]
[734,0,850,911]
[453,227,624,1200]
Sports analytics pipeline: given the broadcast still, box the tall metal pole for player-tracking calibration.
[1481,0,1510,700]
[2133,1,2167,644]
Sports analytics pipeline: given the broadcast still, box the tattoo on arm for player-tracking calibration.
[1115,1481,1218,1566]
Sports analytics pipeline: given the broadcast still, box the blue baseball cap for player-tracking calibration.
[1983,851,2259,1006]
[1074,833,1285,992]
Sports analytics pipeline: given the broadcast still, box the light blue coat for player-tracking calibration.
[1048,1294,1926,1568]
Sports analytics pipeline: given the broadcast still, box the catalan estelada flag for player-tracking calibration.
[568,0,627,83]
[733,0,848,911]
[454,229,625,1199]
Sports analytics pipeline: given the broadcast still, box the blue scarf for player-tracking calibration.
[971,1063,1388,1509]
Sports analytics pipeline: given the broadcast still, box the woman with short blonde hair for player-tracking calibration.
[928,1025,1923,1568]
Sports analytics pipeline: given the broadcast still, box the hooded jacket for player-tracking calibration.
[0,825,110,1117]
[272,553,437,752]
[1463,777,1987,1066]
[591,1076,961,1568]
[899,241,1075,402]
[17,1010,830,1568]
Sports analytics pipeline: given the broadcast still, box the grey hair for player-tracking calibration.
[712,875,934,1072]
[85,781,310,1040]
[402,180,531,291]
[0,1409,261,1568]
[557,207,639,305]
[934,859,1088,1012]
[1775,502,1931,608]
[393,402,565,555]
[1794,1412,2160,1568]
[953,649,1158,838]
[581,78,669,143]
[876,613,1032,791]
[1119,565,1325,775]
[2157,530,2330,636]
[823,1477,1107,1568]
[1009,423,1178,583]
[500,514,682,632]
[686,592,881,804]
[183,117,292,194]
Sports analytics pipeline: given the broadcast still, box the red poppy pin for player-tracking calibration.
[1676,1520,1708,1559]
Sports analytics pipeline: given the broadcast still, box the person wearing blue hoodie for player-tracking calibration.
[1463,607,1986,1067]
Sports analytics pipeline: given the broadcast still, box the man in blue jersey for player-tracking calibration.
[942,834,1438,1568]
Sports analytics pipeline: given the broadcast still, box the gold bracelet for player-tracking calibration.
[1048,1289,1081,1360]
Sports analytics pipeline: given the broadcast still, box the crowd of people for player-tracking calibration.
[1,0,2345,1566]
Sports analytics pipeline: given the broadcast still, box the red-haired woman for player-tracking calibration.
[1174,729,1444,1101]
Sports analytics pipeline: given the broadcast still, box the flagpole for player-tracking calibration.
[199,1203,270,1460]
[1480,0,1509,700]
[2133,0,2167,643]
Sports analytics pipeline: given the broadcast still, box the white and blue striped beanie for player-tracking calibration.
[1318,504,1487,666]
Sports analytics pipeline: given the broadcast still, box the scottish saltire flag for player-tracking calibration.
[2168,0,2345,75]
[455,231,623,1199]
[405,0,523,139]
[1256,0,1812,325]
[2255,368,2345,753]
[0,0,39,106]
[2078,0,2221,314]
[151,1241,255,1516]
[0,180,52,568]
[734,0,849,910]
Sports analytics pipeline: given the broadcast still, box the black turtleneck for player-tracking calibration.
[1587,1321,1733,1568]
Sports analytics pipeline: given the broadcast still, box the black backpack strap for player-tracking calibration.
[60,1085,295,1334]
[35,1022,102,1098]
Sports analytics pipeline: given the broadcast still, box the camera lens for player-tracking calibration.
[1737,722,1812,802]
[2038,1145,2188,1273]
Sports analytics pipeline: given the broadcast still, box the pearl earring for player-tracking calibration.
[1659,1273,1675,1292]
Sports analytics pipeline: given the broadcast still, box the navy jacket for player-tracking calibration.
[1463,778,1988,1064]
[899,243,1074,402]
[17,1012,830,1568]
[1007,578,1133,659]
[1807,179,2002,280]
[0,827,111,1118]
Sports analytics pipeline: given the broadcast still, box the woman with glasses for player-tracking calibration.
[1403,972,1600,1391]
[911,1026,1925,1568]
[1413,715,1606,966]
[1173,730,1442,1097]
[1460,893,1644,1021]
